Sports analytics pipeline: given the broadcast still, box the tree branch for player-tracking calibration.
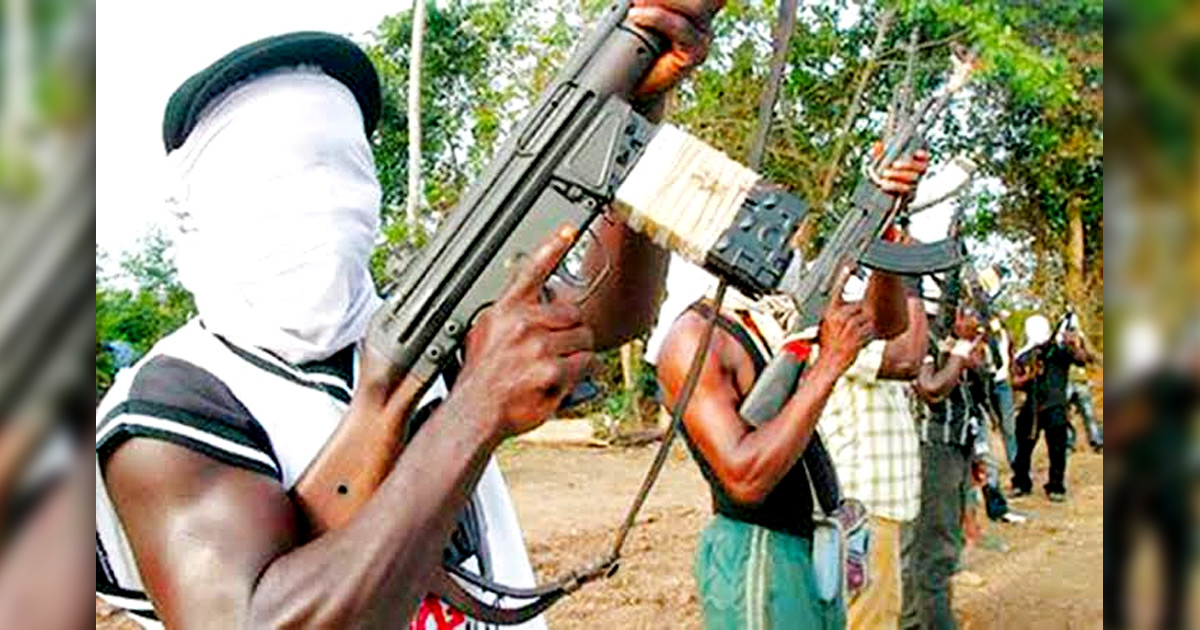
[814,6,896,208]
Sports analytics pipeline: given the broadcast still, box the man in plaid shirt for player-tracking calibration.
[819,274,928,629]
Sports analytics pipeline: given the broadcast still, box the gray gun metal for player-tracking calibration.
[739,46,980,428]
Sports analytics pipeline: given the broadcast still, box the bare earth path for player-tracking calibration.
[501,441,1106,629]
[97,440,1107,629]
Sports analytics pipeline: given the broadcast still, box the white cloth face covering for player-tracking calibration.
[1020,314,1052,354]
[168,66,382,364]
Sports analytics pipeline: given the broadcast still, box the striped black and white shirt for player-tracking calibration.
[919,350,985,449]
[96,319,543,629]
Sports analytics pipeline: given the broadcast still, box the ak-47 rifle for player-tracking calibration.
[293,4,974,623]
[739,43,980,431]
[294,2,813,624]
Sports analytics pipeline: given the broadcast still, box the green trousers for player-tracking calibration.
[694,514,845,630]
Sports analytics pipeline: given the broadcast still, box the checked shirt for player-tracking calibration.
[818,340,922,522]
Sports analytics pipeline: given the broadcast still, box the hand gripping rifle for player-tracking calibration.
[293,2,813,624]
[739,44,979,432]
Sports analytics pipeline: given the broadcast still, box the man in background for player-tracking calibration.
[653,153,929,628]
[818,270,927,629]
[904,306,986,630]
[987,312,1018,467]
[1063,322,1103,452]
[1011,314,1092,501]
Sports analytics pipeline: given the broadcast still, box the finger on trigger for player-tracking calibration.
[505,224,577,302]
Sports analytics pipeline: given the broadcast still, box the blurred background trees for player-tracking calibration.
[96,0,1104,401]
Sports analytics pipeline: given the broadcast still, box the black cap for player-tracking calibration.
[162,31,381,153]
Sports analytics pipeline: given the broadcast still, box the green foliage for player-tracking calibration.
[364,0,574,283]
[355,0,1104,414]
[96,231,196,397]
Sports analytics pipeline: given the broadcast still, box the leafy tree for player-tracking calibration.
[95,230,196,397]
[354,0,1104,414]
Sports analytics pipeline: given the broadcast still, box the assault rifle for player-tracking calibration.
[740,44,979,429]
[292,3,972,623]
[296,3,811,623]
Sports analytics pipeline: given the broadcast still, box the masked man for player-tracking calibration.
[1010,314,1090,501]
[94,3,724,626]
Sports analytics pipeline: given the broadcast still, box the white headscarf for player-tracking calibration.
[1019,314,1052,354]
[168,66,381,364]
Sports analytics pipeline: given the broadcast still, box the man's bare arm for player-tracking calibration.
[577,218,668,349]
[1064,333,1093,365]
[657,315,845,505]
[914,354,970,403]
[106,231,597,629]
[569,0,725,349]
[656,277,870,505]
[880,296,928,380]
[865,272,909,341]
[105,386,502,629]
[1011,358,1035,390]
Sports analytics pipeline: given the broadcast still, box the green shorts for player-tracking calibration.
[694,514,845,630]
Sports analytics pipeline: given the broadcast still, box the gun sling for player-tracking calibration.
[290,2,977,624]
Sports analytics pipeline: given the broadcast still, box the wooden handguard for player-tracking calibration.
[293,372,429,534]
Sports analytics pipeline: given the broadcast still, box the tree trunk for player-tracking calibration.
[815,7,896,207]
[405,0,427,233]
[1065,197,1085,319]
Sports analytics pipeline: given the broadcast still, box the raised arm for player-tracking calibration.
[571,0,724,348]
[914,353,972,403]
[576,217,669,349]
[656,274,871,505]
[880,295,929,380]
[862,152,929,341]
[914,307,982,402]
[1064,331,1094,366]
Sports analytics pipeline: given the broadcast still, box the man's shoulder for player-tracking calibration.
[97,322,281,481]
[663,307,753,364]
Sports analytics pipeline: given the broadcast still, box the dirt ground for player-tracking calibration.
[95,433,1124,629]
[503,438,1106,629]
